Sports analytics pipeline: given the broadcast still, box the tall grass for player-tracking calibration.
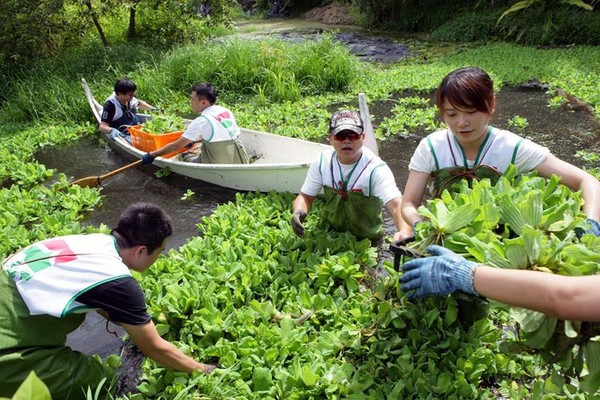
[158,36,360,103]
[0,37,360,126]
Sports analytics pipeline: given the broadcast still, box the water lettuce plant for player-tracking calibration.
[407,166,600,392]
[115,191,557,399]
[0,33,599,398]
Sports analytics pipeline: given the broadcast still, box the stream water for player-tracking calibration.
[35,23,600,394]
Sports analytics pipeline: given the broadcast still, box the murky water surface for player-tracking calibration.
[38,140,237,251]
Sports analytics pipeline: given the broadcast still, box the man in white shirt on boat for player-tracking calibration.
[100,78,157,144]
[141,83,249,165]
[291,110,412,243]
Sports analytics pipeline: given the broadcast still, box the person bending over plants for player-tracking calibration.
[401,67,600,234]
[0,203,216,399]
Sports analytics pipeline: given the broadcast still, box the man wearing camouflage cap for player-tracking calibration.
[291,110,411,243]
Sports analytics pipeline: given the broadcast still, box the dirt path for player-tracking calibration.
[299,4,356,25]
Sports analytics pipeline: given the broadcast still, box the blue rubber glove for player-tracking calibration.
[400,245,479,300]
[109,128,121,141]
[586,218,600,237]
[141,153,155,166]
[575,218,600,239]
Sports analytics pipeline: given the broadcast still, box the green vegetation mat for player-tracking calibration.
[1,36,599,398]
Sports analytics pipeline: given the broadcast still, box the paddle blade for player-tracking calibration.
[69,176,101,188]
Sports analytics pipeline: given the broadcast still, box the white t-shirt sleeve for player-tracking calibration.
[513,138,550,173]
[182,116,211,142]
[408,138,436,173]
[371,164,402,204]
[300,156,324,196]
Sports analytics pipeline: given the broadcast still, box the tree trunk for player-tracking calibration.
[84,0,109,47]
[127,6,136,40]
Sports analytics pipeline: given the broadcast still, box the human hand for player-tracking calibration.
[291,210,307,236]
[400,245,479,300]
[199,363,218,374]
[141,153,155,166]
[393,229,413,242]
[109,128,121,141]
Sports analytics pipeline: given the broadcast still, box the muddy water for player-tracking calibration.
[37,139,237,251]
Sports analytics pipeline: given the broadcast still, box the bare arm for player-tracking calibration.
[149,136,193,158]
[385,197,412,241]
[401,170,430,227]
[474,266,600,321]
[122,320,211,374]
[99,121,112,135]
[535,154,600,220]
[292,192,316,214]
[137,99,156,111]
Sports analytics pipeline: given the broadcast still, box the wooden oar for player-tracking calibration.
[69,160,142,188]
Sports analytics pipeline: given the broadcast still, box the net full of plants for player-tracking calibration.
[401,165,600,393]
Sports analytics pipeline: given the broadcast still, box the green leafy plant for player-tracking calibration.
[497,0,595,43]
[143,115,185,135]
[180,189,195,201]
[154,167,173,178]
[507,115,529,133]
[377,96,441,139]
[575,150,600,164]
[0,371,52,400]
[498,0,593,23]
[547,94,568,110]
[407,166,600,392]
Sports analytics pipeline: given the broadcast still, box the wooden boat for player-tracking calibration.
[81,78,376,193]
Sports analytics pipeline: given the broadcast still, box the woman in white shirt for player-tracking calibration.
[401,67,600,233]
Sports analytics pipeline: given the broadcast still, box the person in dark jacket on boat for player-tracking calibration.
[0,203,216,399]
[140,83,250,165]
[291,110,412,243]
[100,78,157,144]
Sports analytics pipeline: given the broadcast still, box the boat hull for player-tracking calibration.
[109,128,328,193]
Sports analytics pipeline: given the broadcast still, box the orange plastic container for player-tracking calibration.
[127,125,185,158]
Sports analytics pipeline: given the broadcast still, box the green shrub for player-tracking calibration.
[429,10,503,42]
